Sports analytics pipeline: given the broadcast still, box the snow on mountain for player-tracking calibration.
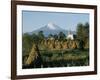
[27,22,75,37]
[46,22,62,30]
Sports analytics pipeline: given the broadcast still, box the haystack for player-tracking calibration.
[55,40,62,49]
[62,41,68,49]
[25,44,39,65]
[71,40,77,49]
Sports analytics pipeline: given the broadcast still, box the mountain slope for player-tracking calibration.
[27,22,75,37]
[30,22,67,36]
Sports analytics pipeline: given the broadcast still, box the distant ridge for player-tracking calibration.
[26,22,75,37]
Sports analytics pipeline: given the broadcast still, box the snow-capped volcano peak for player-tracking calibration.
[47,22,56,30]
[47,22,60,30]
[30,22,68,37]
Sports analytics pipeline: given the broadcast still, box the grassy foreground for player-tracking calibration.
[23,49,89,69]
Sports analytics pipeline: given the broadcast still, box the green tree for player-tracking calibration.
[76,23,84,40]
[58,32,66,41]
[31,33,39,44]
[48,34,53,38]
[38,31,45,42]
[22,33,33,56]
[77,23,89,40]
[84,22,89,39]
[84,22,89,48]
[76,22,89,49]
[53,34,58,40]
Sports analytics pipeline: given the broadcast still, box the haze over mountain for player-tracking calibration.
[27,22,75,37]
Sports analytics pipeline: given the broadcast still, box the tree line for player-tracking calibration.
[22,22,89,56]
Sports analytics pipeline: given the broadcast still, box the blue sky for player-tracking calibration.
[22,11,89,33]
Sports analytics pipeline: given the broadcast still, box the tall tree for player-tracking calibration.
[84,22,89,48]
[58,32,66,41]
[76,23,84,40]
[84,22,89,39]
[48,34,53,38]
[38,31,45,42]
[31,33,39,44]
[53,34,58,40]
[22,33,33,55]
[76,23,89,40]
[76,22,89,49]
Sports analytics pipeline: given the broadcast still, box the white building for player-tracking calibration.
[67,31,75,40]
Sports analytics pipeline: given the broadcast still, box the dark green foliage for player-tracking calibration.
[37,31,45,42]
[58,32,66,41]
[53,34,58,40]
[76,22,89,49]
[31,33,39,44]
[23,49,89,68]
[41,49,89,67]
[77,23,89,40]
[76,23,84,40]
[48,34,53,38]
[22,33,33,56]
[78,40,84,50]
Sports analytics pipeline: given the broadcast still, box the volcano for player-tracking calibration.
[30,22,67,37]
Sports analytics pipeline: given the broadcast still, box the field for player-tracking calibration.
[23,48,89,69]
